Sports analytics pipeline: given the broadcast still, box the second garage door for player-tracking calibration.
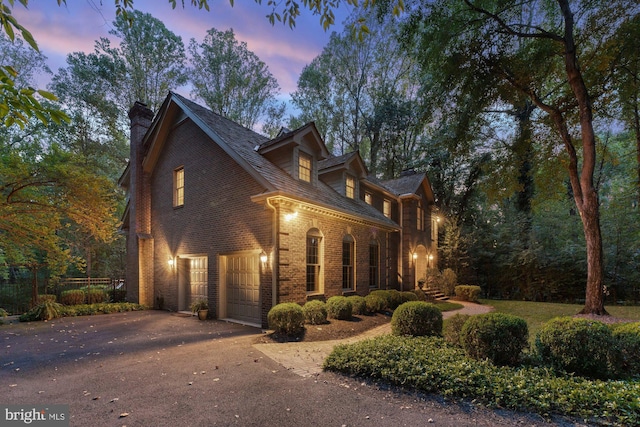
[223,253,261,325]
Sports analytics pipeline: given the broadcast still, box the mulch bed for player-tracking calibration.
[254,312,392,344]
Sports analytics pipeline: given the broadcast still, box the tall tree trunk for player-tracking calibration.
[558,0,606,315]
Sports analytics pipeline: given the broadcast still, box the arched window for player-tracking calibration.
[306,229,323,293]
[369,238,380,288]
[342,234,355,290]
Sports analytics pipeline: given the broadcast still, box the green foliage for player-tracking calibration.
[190,299,208,313]
[443,313,470,347]
[368,290,391,310]
[60,289,85,305]
[302,300,327,325]
[391,301,442,337]
[267,302,304,335]
[326,296,352,320]
[610,322,640,379]
[57,302,145,317]
[441,268,457,296]
[410,289,427,301]
[455,285,481,302]
[399,291,418,304]
[346,295,367,315]
[324,335,640,426]
[461,313,529,366]
[535,317,614,379]
[364,293,386,314]
[0,307,7,324]
[36,294,56,303]
[86,289,107,304]
[25,299,63,321]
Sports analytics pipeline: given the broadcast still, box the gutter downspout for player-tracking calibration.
[265,197,278,308]
[399,199,404,292]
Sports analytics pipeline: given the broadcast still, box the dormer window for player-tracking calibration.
[298,152,312,182]
[346,175,355,199]
[383,199,391,218]
[365,192,372,205]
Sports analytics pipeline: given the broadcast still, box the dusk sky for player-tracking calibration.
[13,0,353,106]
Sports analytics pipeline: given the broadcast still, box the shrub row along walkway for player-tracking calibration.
[253,301,493,377]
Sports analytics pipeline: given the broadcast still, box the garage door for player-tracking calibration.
[225,253,261,325]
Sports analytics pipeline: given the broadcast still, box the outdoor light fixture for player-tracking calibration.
[168,258,175,269]
[284,211,298,221]
[412,252,418,263]
[260,251,268,265]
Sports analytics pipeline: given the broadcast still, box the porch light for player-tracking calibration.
[284,211,298,221]
[412,252,418,263]
[260,251,268,265]
[168,258,175,269]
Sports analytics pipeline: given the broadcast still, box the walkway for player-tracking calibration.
[253,301,493,377]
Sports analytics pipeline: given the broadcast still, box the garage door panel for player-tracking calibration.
[224,253,260,324]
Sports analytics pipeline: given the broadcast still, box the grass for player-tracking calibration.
[481,299,640,343]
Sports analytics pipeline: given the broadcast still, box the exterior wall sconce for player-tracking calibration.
[284,211,298,221]
[412,252,418,263]
[168,258,175,269]
[260,251,268,266]
[428,254,434,268]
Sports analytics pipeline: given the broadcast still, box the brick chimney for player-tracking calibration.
[126,102,154,306]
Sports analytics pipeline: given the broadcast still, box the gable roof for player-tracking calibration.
[381,170,435,203]
[318,151,368,179]
[144,92,399,230]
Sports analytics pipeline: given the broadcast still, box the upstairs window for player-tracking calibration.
[299,152,311,183]
[383,199,391,218]
[346,175,355,199]
[174,167,184,207]
[365,192,372,205]
[417,202,425,230]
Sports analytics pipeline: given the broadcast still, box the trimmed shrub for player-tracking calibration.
[60,289,85,305]
[455,285,481,302]
[441,268,457,296]
[86,289,108,304]
[347,295,367,315]
[268,303,305,335]
[369,290,391,311]
[391,301,442,337]
[326,296,352,320]
[29,300,63,321]
[535,317,613,379]
[399,291,418,304]
[302,300,327,325]
[36,294,57,303]
[387,289,403,309]
[461,312,528,366]
[0,307,7,325]
[410,289,427,301]
[365,293,386,314]
[610,322,640,379]
[443,313,471,347]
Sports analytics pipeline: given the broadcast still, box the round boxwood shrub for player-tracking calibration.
[461,312,528,366]
[391,301,442,337]
[302,300,327,325]
[87,289,108,304]
[535,317,613,378]
[268,303,305,335]
[612,322,640,378]
[410,289,427,301]
[326,296,352,320]
[443,313,471,347]
[369,290,391,311]
[387,289,403,309]
[454,285,481,302]
[610,322,640,379]
[60,289,85,305]
[365,293,386,314]
[347,295,367,315]
[399,291,418,304]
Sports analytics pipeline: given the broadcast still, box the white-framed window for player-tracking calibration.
[417,202,425,231]
[342,235,355,290]
[174,167,184,207]
[299,152,312,183]
[383,199,391,218]
[364,192,372,205]
[369,238,379,288]
[346,175,355,199]
[306,229,323,293]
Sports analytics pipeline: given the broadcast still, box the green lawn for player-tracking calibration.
[480,299,640,342]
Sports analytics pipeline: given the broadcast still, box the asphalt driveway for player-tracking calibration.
[1,311,577,426]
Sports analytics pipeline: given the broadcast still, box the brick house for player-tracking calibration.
[119,92,438,328]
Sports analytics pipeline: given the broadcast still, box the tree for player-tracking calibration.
[404,0,640,315]
[188,27,283,130]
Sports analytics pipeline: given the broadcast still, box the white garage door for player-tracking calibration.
[224,253,261,325]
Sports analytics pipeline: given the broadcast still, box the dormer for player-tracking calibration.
[257,122,330,186]
[318,151,368,199]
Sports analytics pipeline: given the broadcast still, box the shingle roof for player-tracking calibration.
[171,93,398,229]
[381,171,427,196]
